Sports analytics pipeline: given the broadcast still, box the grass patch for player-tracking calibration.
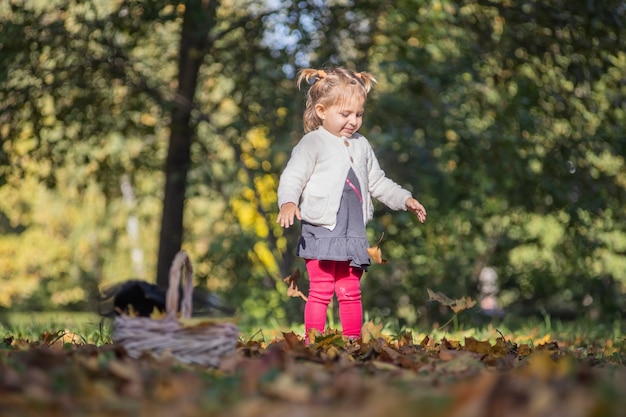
[0,311,113,345]
[1,311,623,357]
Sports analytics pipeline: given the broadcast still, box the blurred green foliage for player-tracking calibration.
[0,0,624,329]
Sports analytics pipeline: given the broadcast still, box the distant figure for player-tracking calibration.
[479,267,504,317]
[276,66,427,342]
[99,279,235,317]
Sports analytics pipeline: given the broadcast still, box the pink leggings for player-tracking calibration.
[304,259,363,338]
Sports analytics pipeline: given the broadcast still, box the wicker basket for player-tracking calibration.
[113,251,239,367]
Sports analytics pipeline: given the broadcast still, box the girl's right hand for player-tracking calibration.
[277,202,301,228]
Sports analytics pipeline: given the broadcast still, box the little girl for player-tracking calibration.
[277,66,427,341]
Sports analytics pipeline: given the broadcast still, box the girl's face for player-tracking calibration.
[315,94,364,138]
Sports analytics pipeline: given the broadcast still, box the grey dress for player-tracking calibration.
[297,168,371,270]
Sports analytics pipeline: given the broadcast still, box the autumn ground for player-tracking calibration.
[1,313,625,417]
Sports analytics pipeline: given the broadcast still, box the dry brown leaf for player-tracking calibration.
[491,337,514,357]
[282,331,303,349]
[367,232,388,265]
[464,337,492,356]
[283,269,308,301]
[397,331,414,348]
[361,321,384,344]
[517,344,532,357]
[320,346,342,361]
[536,338,558,350]
[419,335,433,348]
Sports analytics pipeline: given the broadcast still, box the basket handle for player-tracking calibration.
[165,251,194,319]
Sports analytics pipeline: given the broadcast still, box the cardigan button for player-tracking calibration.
[350,156,354,163]
[344,140,350,147]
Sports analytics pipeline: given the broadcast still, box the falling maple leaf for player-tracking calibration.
[283,269,308,301]
[426,289,456,306]
[367,232,388,265]
[450,296,477,314]
[427,289,477,313]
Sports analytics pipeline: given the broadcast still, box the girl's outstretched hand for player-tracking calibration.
[406,198,427,223]
[277,202,302,228]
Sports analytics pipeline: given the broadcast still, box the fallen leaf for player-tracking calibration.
[149,306,167,320]
[491,337,515,357]
[464,337,491,356]
[397,330,414,348]
[419,335,433,348]
[307,328,323,345]
[517,344,532,357]
[536,338,558,350]
[282,331,303,350]
[361,321,384,344]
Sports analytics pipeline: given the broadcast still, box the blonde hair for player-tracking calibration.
[297,67,377,133]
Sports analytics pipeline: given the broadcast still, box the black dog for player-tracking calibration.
[100,280,235,317]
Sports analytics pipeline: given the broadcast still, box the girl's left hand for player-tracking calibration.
[406,198,427,223]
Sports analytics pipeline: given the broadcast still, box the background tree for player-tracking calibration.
[156,0,216,288]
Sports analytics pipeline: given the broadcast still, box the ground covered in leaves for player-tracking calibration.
[1,323,625,417]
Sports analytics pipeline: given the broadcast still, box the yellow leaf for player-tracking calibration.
[307,328,322,344]
[603,339,619,357]
[149,306,167,320]
[321,346,341,360]
[361,321,384,344]
[450,296,477,313]
[535,334,554,347]
[419,335,433,349]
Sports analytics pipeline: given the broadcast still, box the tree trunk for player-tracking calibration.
[156,0,216,288]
